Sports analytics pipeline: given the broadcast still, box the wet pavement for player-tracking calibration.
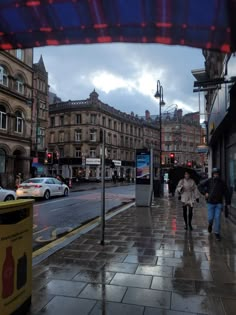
[29,197,236,315]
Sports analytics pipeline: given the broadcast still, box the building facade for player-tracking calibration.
[0,49,33,187]
[47,91,160,180]
[161,109,203,168]
[198,50,236,221]
[31,55,49,176]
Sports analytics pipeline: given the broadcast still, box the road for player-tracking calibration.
[32,184,135,250]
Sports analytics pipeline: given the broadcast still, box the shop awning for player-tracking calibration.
[0,0,235,52]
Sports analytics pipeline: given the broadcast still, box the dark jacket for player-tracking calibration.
[198,177,231,205]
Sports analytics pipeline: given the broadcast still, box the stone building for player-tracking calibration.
[47,91,160,180]
[31,55,49,176]
[195,50,236,221]
[0,49,33,187]
[161,109,202,167]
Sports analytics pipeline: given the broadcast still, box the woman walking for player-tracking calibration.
[176,171,199,230]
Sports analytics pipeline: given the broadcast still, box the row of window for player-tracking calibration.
[50,114,143,137]
[0,65,26,95]
[164,144,198,151]
[58,147,135,161]
[164,135,200,142]
[50,129,142,147]
[0,105,24,133]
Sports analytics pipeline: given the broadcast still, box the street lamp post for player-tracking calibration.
[154,80,165,195]
[154,81,165,172]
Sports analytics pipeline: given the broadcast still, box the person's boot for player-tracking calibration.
[188,207,193,230]
[208,221,213,233]
[183,206,188,230]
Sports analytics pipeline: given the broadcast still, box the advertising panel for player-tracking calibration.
[0,200,33,315]
[136,149,150,184]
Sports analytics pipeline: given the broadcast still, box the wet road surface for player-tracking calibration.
[30,196,236,314]
[33,185,135,250]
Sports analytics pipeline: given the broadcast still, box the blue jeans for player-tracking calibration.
[207,203,223,234]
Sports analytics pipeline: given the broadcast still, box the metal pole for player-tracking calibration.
[100,129,105,245]
[159,96,162,196]
[35,96,40,157]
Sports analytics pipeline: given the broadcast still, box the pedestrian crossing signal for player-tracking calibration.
[169,153,175,164]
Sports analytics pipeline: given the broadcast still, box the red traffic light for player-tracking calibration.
[169,153,175,158]
[47,153,52,157]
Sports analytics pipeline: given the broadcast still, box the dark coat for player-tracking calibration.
[198,177,231,205]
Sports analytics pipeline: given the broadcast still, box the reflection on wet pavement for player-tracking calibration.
[30,197,236,315]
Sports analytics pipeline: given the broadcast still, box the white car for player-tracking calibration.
[16,177,69,200]
[0,187,16,202]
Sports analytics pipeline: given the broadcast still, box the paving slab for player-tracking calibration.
[29,197,236,315]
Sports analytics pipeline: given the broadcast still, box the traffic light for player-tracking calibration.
[170,153,175,164]
[47,152,53,164]
[53,151,59,164]
[187,161,192,167]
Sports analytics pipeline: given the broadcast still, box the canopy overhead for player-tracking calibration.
[0,0,235,52]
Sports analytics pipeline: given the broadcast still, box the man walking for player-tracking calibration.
[198,168,231,241]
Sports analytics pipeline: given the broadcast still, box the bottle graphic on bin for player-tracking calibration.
[2,246,15,299]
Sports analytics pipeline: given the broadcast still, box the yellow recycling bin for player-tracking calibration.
[0,199,34,315]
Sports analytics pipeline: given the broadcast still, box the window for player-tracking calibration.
[126,124,129,133]
[113,134,117,145]
[38,128,45,147]
[76,114,82,124]
[15,75,24,94]
[113,150,117,159]
[0,149,6,173]
[125,136,129,147]
[15,111,24,133]
[75,130,82,141]
[90,114,97,124]
[102,116,106,126]
[75,147,81,157]
[90,129,96,142]
[114,121,117,131]
[16,49,24,61]
[165,135,172,141]
[130,125,133,135]
[50,133,55,143]
[107,133,111,144]
[90,148,96,158]
[0,105,7,130]
[60,115,64,126]
[59,147,64,158]
[59,132,64,142]
[50,117,55,127]
[0,66,8,87]
[108,119,112,129]
[120,136,124,146]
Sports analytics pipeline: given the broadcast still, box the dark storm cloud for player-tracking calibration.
[34,43,205,115]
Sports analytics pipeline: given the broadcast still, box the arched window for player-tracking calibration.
[0,105,7,130]
[15,75,24,94]
[0,149,6,173]
[0,65,9,87]
[15,111,24,133]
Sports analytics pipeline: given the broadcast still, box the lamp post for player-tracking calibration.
[154,80,165,180]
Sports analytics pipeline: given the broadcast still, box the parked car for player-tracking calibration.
[16,177,69,200]
[0,187,16,201]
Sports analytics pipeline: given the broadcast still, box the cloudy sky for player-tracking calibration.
[34,43,205,117]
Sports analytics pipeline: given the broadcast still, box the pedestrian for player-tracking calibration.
[198,168,231,241]
[176,171,199,230]
[15,173,22,190]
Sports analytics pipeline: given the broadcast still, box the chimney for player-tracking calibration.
[177,109,183,118]
[145,110,150,120]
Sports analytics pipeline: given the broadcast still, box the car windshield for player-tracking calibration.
[23,178,44,184]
